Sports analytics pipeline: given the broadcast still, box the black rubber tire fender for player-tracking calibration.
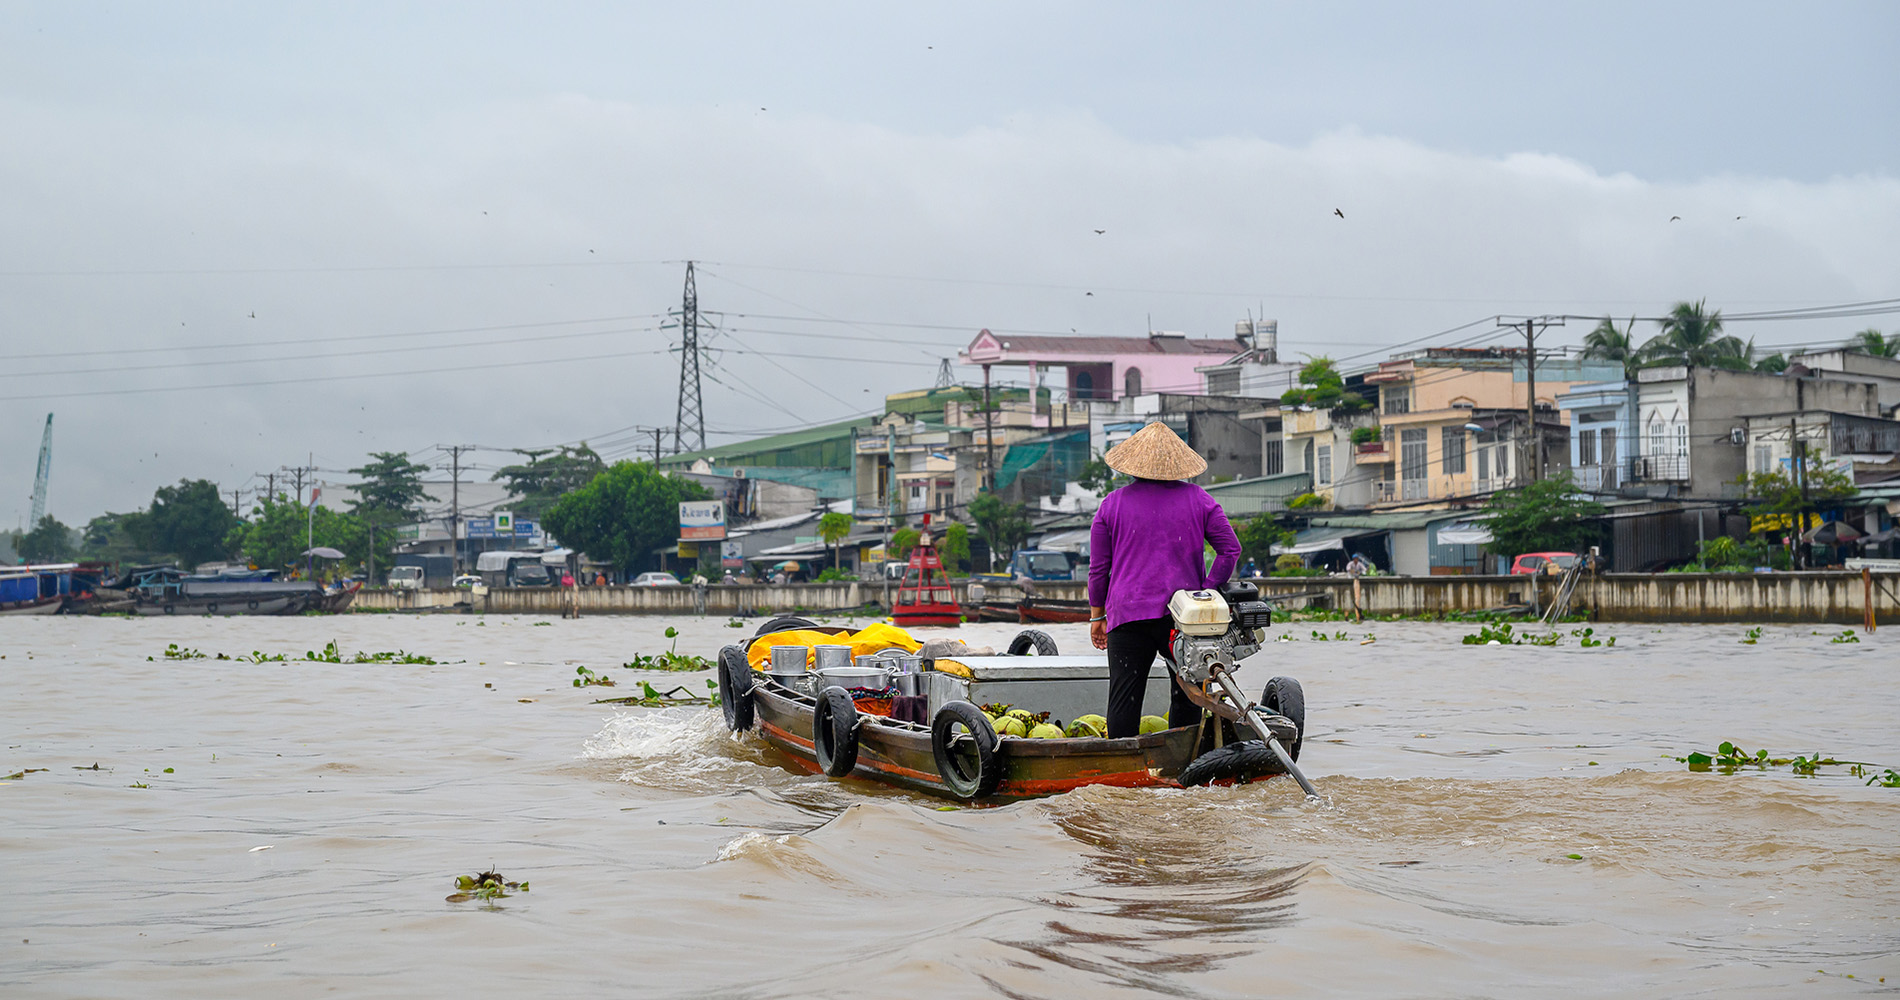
[163,604,175,615]
[718,646,755,733]
[1006,629,1059,656]
[205,602,219,614]
[1262,676,1306,761]
[247,599,259,611]
[930,700,1002,799]
[754,615,821,638]
[1177,741,1289,787]
[812,685,860,778]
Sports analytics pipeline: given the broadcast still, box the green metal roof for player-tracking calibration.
[1310,510,1471,531]
[659,416,874,469]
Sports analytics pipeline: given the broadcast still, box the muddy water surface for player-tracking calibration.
[4,614,1897,997]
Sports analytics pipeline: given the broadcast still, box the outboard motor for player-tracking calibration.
[1164,582,1318,797]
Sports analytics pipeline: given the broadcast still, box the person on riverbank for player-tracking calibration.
[1087,422,1240,739]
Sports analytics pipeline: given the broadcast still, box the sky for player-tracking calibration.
[2,1,1897,526]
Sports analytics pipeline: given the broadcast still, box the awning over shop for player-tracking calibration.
[1272,526,1360,556]
[1435,520,1494,546]
[1035,528,1092,555]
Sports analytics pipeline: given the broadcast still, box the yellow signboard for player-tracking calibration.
[1749,512,1822,533]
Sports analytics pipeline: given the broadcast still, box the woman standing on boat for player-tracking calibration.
[1088,422,1241,739]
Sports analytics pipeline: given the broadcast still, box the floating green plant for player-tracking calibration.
[1461,623,1612,647]
[1673,741,1895,782]
[154,643,208,661]
[1828,630,1861,644]
[1740,626,1764,644]
[447,869,529,903]
[303,640,437,664]
[572,665,615,688]
[593,679,719,707]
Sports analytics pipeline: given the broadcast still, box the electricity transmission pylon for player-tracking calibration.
[670,262,706,454]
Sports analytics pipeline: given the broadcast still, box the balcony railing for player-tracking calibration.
[1353,442,1391,465]
[1373,479,1433,502]
[1630,454,1688,482]
[1577,463,1623,492]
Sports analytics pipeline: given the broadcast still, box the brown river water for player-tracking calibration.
[4,613,1897,998]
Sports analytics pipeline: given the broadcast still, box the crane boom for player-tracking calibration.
[29,413,52,527]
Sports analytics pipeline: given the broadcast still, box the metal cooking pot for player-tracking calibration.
[815,664,892,692]
[812,645,855,670]
[890,671,926,697]
[769,645,810,672]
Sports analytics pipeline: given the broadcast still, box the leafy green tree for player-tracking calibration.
[18,515,75,562]
[818,511,855,570]
[1287,492,1328,510]
[349,452,436,519]
[889,527,921,559]
[1235,512,1294,568]
[230,496,368,575]
[937,522,971,575]
[1480,473,1607,558]
[1582,317,1645,377]
[967,492,1030,570]
[80,512,162,564]
[1738,465,1857,520]
[491,444,606,518]
[1848,327,1899,358]
[126,479,240,567]
[1277,356,1371,413]
[540,461,712,575]
[1075,453,1122,497]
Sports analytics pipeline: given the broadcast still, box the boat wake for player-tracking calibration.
[580,707,809,795]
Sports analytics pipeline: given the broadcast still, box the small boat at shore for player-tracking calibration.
[716,616,1305,801]
[122,566,324,616]
[0,563,73,615]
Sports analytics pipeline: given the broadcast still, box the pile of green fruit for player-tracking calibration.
[978,704,1170,739]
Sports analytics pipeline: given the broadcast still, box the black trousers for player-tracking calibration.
[1105,616,1199,739]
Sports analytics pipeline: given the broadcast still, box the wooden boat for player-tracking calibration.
[717,622,1302,801]
[125,566,323,616]
[0,564,73,615]
[1015,596,1090,624]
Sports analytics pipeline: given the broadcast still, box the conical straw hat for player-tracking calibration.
[1103,421,1207,481]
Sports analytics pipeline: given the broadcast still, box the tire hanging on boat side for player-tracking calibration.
[1261,676,1306,761]
[754,615,820,638]
[812,686,860,777]
[930,700,1002,799]
[1177,741,1290,787]
[1006,629,1059,656]
[718,646,755,732]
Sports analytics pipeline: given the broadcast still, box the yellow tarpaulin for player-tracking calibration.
[746,621,922,671]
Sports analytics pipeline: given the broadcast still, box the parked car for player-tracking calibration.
[452,574,481,589]
[1510,552,1580,575]
[631,572,682,587]
[387,565,425,590]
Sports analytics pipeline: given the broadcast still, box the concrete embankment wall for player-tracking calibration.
[353,573,1897,625]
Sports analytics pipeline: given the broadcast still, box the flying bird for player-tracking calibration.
[1670,215,1681,222]
[1735,215,1745,220]
[1093,229,1105,234]
[1085,291,1094,296]
[1334,208,1344,219]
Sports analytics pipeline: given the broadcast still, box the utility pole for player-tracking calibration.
[226,485,249,516]
[981,364,996,492]
[668,262,706,455]
[1791,417,1808,569]
[257,472,278,503]
[651,427,664,465]
[440,444,472,577]
[1498,316,1564,484]
[934,358,954,389]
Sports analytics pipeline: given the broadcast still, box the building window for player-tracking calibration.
[1495,441,1510,480]
[1674,422,1688,457]
[1124,367,1142,398]
[1600,428,1616,468]
[1648,418,1666,458]
[1303,438,1315,475]
[1316,445,1333,485]
[1264,438,1284,476]
[1442,427,1466,474]
[1074,370,1094,399]
[1383,385,1410,415]
[1754,443,1772,475]
[1477,445,1490,482]
[1579,429,1597,466]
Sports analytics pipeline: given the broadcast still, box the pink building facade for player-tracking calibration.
[960,329,1244,401]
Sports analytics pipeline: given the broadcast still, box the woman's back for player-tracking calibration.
[1088,479,1238,631]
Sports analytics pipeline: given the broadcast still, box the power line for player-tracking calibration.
[0,313,661,362]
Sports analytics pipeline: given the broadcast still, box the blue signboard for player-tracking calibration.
[466,517,538,539]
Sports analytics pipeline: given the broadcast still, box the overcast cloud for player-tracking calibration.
[2,2,1896,525]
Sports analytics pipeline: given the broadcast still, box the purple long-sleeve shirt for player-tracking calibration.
[1087,479,1241,632]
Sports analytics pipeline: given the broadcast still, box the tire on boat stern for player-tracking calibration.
[754,616,821,638]
[812,686,861,778]
[930,700,1002,799]
[1006,629,1059,656]
[1262,676,1306,760]
[1177,741,1290,787]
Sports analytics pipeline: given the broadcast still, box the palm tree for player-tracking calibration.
[1848,327,1899,358]
[1644,299,1728,367]
[1581,317,1643,377]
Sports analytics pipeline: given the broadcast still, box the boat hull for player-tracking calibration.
[746,676,1223,800]
[0,598,62,616]
[133,594,311,616]
[892,604,963,627]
